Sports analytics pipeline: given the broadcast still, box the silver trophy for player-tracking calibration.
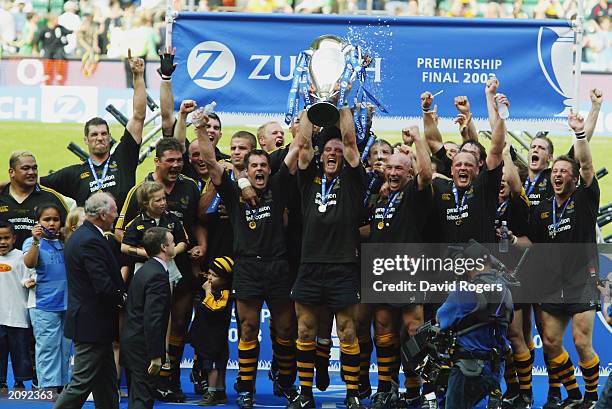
[306,35,356,128]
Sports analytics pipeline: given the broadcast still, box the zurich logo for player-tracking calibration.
[187,41,236,90]
[53,95,86,121]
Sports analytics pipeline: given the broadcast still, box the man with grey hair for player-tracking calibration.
[0,150,69,249]
[54,192,126,409]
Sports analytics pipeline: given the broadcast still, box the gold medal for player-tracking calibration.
[249,221,256,230]
[377,221,385,230]
[455,219,462,226]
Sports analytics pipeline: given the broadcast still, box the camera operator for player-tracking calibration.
[436,247,513,409]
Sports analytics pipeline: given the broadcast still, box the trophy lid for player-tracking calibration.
[309,35,345,51]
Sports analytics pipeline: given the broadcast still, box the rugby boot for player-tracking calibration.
[513,393,533,409]
[500,393,519,409]
[0,382,8,395]
[237,391,254,409]
[559,398,583,409]
[369,391,398,409]
[197,390,228,406]
[274,383,299,402]
[345,396,367,409]
[581,400,597,409]
[394,393,420,408]
[287,393,315,409]
[542,391,563,409]
[359,382,372,400]
[13,381,25,392]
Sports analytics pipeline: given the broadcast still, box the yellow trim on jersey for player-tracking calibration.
[39,185,70,212]
[180,174,203,196]
[116,180,145,229]
[202,290,229,311]
[518,187,530,206]
[124,217,139,230]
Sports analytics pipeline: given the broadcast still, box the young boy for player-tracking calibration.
[0,221,34,394]
[189,256,234,406]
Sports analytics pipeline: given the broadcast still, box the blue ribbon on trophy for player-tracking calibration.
[284,35,387,143]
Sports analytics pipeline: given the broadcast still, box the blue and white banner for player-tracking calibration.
[172,13,575,128]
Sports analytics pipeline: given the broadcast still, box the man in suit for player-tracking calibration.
[54,192,126,409]
[120,227,173,409]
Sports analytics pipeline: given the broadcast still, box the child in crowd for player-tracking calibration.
[22,204,71,393]
[121,181,189,285]
[190,256,234,406]
[63,207,85,242]
[0,221,33,394]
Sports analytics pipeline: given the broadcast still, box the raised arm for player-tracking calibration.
[421,91,443,154]
[338,107,360,167]
[410,126,433,190]
[454,96,478,142]
[502,143,521,194]
[297,110,314,170]
[486,90,507,170]
[194,109,224,185]
[125,49,146,145]
[568,111,594,187]
[485,77,499,130]
[174,100,197,152]
[584,88,603,142]
[158,47,177,137]
[283,134,300,175]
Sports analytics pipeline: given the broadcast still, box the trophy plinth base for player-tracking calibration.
[307,101,340,128]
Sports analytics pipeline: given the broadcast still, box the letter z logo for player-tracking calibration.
[187,41,236,90]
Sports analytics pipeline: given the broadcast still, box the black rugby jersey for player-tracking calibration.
[0,184,69,249]
[40,128,139,210]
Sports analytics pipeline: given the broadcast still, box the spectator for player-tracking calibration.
[0,1,16,55]
[58,1,81,55]
[23,204,71,395]
[52,192,126,409]
[63,207,86,242]
[245,0,293,13]
[120,13,157,87]
[16,12,39,55]
[77,13,100,58]
[37,12,72,85]
[591,0,611,21]
[11,0,28,38]
[0,221,33,394]
[120,227,172,409]
[584,15,611,71]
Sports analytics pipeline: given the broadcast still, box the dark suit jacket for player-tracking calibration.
[64,220,126,343]
[120,258,171,363]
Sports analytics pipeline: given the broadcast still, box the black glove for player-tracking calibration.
[157,50,176,80]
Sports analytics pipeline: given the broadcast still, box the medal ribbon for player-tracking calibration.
[88,157,110,191]
[524,172,542,197]
[206,170,235,214]
[321,176,338,206]
[551,196,574,238]
[451,183,468,223]
[363,171,379,206]
[360,133,377,163]
[381,190,400,222]
[496,200,509,219]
